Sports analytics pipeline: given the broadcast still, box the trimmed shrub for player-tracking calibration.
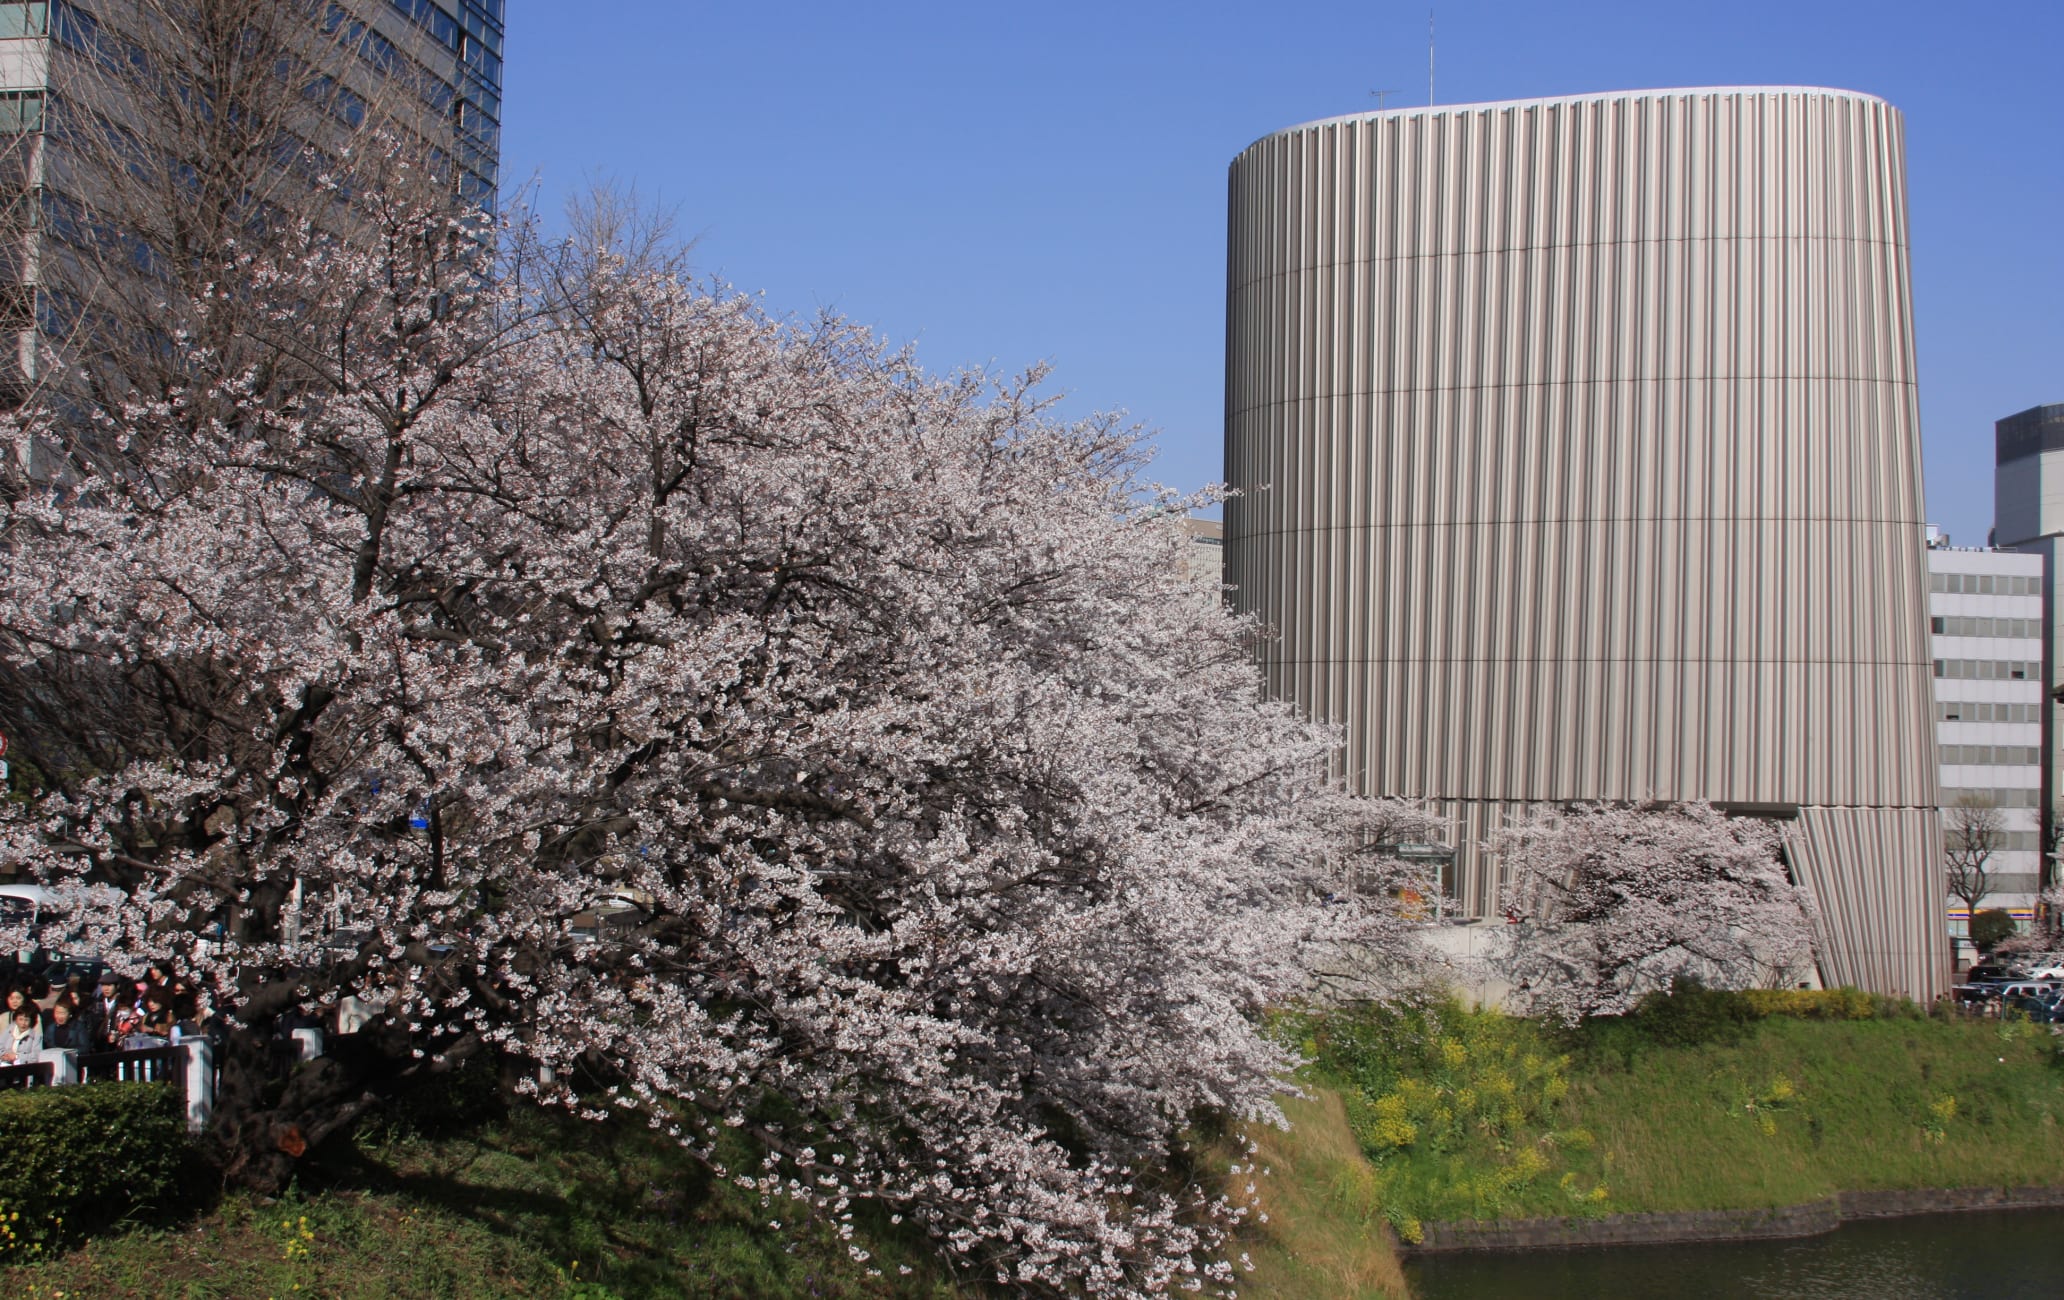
[1971,909,2019,953]
[0,1082,189,1255]
[1740,987,1883,1020]
[1628,980,1755,1046]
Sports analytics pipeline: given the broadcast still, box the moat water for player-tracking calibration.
[1405,1207,2064,1299]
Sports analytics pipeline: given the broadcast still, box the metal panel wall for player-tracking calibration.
[1224,88,1944,998]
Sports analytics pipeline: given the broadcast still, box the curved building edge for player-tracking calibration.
[1235,85,1896,158]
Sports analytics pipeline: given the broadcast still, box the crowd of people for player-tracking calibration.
[0,965,203,1069]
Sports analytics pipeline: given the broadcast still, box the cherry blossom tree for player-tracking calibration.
[1488,801,1817,1024]
[0,175,1439,1294]
[1995,885,2064,975]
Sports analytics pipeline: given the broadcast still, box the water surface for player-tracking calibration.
[1405,1207,2064,1300]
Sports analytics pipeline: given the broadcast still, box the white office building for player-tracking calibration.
[1926,539,2044,948]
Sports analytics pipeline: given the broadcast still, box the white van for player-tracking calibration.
[1999,981,2061,1005]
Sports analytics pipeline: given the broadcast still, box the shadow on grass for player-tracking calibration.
[296,1079,965,1299]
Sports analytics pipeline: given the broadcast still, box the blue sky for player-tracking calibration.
[502,0,2060,544]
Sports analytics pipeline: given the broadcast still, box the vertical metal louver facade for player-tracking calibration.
[1224,87,1944,998]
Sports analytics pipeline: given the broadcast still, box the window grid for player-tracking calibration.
[1930,615,2043,639]
[1941,831,2042,854]
[1937,745,2043,767]
[1941,787,2042,809]
[1937,700,2045,724]
[1932,659,2040,681]
[1927,572,2043,596]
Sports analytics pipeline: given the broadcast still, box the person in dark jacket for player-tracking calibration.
[91,972,125,1048]
[42,998,89,1052]
[137,987,175,1041]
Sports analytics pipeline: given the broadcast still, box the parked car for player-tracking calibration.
[1998,981,2061,1004]
[1967,962,2030,985]
[567,889,652,942]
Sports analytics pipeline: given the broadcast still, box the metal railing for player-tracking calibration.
[0,1060,53,1090]
[76,1044,187,1094]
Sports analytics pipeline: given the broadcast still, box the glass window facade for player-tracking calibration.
[1936,700,2044,724]
[1932,659,2040,680]
[1937,744,2043,767]
[379,0,502,208]
[1928,572,2043,596]
[1929,615,2042,638]
[0,2,46,38]
[1940,787,2041,810]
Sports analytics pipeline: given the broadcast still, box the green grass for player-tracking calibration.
[39,997,2050,1296]
[1301,995,2064,1233]
[0,1075,1413,1300]
[2,1102,968,1299]
[1221,1089,1412,1300]
[1567,1014,2064,1212]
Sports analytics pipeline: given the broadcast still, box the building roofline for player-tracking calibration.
[1236,86,1894,158]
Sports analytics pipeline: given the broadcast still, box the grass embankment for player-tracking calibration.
[47,992,2043,1296]
[1570,1013,2064,1211]
[1299,990,2064,1240]
[0,1073,1406,1300]
[3,1097,966,1300]
[1221,1090,1412,1300]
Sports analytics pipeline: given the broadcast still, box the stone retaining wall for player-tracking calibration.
[1403,1185,2064,1254]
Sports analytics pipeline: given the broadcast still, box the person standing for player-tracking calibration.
[91,972,126,1049]
[42,998,88,1052]
[1,1006,40,1066]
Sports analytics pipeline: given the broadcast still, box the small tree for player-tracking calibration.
[1945,794,2005,922]
[1489,801,1818,1025]
[1970,908,2019,954]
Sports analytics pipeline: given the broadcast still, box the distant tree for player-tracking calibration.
[1489,801,1818,1025]
[1970,908,2019,954]
[1945,794,2006,923]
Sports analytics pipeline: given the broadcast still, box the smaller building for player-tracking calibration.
[1926,538,2045,954]
[1993,404,2064,549]
[1992,403,2064,901]
[1178,518,1224,595]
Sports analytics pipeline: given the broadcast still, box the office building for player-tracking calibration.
[1224,88,1943,997]
[1180,517,1226,592]
[0,0,504,400]
[1925,540,2044,949]
[1993,402,2064,892]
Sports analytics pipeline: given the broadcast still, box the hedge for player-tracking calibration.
[1740,987,1916,1021]
[0,1082,189,1258]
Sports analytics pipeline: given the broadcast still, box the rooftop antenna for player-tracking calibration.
[1428,8,1436,106]
[1369,88,1399,109]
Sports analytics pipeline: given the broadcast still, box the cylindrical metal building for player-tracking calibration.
[1224,87,1943,997]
